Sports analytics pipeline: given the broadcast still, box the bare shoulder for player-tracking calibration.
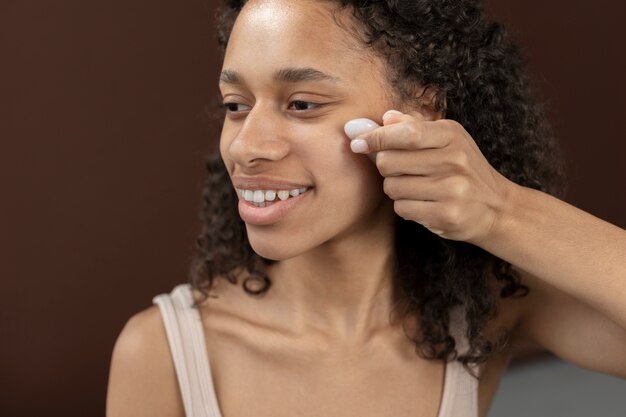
[106,305,185,417]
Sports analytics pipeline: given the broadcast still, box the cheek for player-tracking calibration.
[294,124,353,166]
[292,126,383,196]
[304,136,385,210]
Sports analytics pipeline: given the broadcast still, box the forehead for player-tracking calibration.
[223,0,373,75]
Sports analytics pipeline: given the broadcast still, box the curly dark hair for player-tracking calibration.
[190,0,567,373]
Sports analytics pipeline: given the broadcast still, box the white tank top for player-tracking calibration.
[153,284,479,417]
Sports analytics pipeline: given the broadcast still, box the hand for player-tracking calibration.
[347,110,515,244]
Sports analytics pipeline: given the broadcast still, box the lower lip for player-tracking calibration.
[238,190,312,226]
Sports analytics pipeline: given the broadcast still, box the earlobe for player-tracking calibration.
[414,85,445,121]
[403,104,442,122]
[419,103,443,121]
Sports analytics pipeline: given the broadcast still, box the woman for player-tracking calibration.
[106,0,626,416]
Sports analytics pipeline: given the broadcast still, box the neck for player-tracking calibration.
[260,207,402,345]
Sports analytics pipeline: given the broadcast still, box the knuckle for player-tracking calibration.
[446,119,463,131]
[373,132,385,151]
[393,200,410,220]
[383,177,398,198]
[405,121,419,136]
[376,151,388,174]
[442,119,462,136]
[405,122,422,148]
[442,120,465,145]
[449,150,469,170]
[449,177,471,198]
[440,205,463,228]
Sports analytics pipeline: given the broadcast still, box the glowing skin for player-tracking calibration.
[220,1,391,259]
[219,0,402,338]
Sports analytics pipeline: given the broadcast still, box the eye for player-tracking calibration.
[288,100,320,111]
[222,102,251,113]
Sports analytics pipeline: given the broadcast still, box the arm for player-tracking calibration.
[352,110,626,376]
[509,268,626,378]
[479,182,626,332]
[480,184,626,378]
[106,306,185,417]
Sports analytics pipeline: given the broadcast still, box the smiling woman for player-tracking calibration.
[106,1,626,417]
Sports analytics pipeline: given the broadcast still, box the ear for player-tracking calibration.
[410,85,445,121]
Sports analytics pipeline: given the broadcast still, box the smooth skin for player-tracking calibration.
[107,1,626,416]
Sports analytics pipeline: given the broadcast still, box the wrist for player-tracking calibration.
[471,177,526,249]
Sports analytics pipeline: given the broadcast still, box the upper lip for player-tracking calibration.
[232,176,314,191]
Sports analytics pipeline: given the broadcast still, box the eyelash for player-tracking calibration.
[221,100,321,114]
[288,100,320,111]
[222,102,249,113]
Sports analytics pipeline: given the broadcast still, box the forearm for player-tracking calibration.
[476,182,626,328]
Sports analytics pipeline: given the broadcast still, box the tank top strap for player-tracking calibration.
[437,360,479,417]
[153,284,223,417]
[436,305,480,417]
[153,285,478,417]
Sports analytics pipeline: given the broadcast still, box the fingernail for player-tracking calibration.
[350,139,369,153]
[382,109,403,122]
[344,118,380,139]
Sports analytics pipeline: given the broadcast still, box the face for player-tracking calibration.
[219,0,396,260]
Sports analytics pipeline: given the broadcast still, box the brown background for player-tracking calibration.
[1,0,624,416]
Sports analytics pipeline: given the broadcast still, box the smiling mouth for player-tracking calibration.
[237,187,312,207]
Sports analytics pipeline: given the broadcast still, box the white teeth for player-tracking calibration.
[253,190,264,203]
[237,187,310,203]
[265,190,276,201]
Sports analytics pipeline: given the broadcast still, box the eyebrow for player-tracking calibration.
[219,67,343,85]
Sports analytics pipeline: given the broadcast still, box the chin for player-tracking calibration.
[246,231,307,261]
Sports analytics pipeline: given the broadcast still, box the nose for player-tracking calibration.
[226,104,290,168]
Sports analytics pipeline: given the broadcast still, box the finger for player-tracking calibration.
[351,119,452,154]
[344,118,381,163]
[384,175,472,202]
[393,199,467,234]
[381,110,421,126]
[383,175,447,201]
[392,199,438,225]
[343,109,419,138]
[382,109,430,126]
[376,148,445,177]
